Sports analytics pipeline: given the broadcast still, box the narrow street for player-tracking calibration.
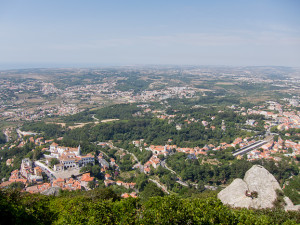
[110,143,144,172]
[149,178,170,194]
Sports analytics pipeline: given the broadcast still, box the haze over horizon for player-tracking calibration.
[0,0,300,69]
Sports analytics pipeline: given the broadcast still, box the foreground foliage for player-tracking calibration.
[0,188,299,225]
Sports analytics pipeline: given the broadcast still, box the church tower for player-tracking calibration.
[77,145,81,156]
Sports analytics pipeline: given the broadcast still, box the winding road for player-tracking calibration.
[109,143,144,173]
[149,178,170,194]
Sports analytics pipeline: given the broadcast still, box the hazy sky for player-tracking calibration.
[0,0,299,67]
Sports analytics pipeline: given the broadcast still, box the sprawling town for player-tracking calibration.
[0,66,299,206]
[1,0,300,222]
[0,66,299,121]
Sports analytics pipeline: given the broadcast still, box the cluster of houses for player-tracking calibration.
[0,156,96,193]
[2,133,53,150]
[50,173,95,191]
[1,158,44,188]
[131,137,255,173]
[247,137,300,161]
[25,172,95,193]
[97,153,120,173]
[139,133,290,173]
[277,112,300,131]
[103,172,136,190]
[138,137,250,156]
[2,102,83,121]
[247,103,299,131]
[244,103,300,160]
[133,101,300,169]
[121,192,137,198]
[144,155,162,173]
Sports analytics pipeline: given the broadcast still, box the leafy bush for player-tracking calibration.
[0,188,299,224]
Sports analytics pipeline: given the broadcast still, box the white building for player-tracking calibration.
[47,143,94,170]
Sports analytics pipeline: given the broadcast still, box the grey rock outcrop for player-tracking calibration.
[217,178,252,208]
[41,187,61,196]
[218,165,299,211]
[284,197,300,211]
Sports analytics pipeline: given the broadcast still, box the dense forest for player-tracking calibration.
[21,116,251,148]
[1,188,299,224]
[115,77,151,93]
[61,110,94,124]
[64,118,250,147]
[22,122,64,139]
[167,153,299,187]
[31,102,262,148]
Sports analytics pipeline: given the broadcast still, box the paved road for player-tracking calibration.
[232,140,267,156]
[98,149,110,159]
[149,178,170,194]
[161,160,218,190]
[177,180,189,187]
[35,161,82,180]
[16,128,39,139]
[110,144,144,172]
[122,148,144,173]
[92,114,99,122]
[161,160,194,187]
[161,160,177,174]
[34,161,56,182]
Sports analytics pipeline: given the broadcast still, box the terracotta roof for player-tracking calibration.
[55,178,64,182]
[121,193,130,198]
[0,181,13,187]
[81,173,94,182]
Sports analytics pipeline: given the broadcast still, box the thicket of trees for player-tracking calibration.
[62,110,93,123]
[62,104,145,123]
[93,104,142,120]
[21,102,258,148]
[22,122,64,139]
[0,142,35,180]
[283,175,300,205]
[166,153,299,187]
[115,77,150,93]
[114,142,153,164]
[0,188,299,224]
[271,127,300,142]
[166,95,240,109]
[61,117,249,148]
[167,153,252,185]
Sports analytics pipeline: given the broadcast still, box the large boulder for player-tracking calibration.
[41,187,61,196]
[284,196,300,211]
[218,165,299,210]
[217,178,252,208]
[244,165,281,209]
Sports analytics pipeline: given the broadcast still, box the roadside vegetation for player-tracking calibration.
[1,188,299,224]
